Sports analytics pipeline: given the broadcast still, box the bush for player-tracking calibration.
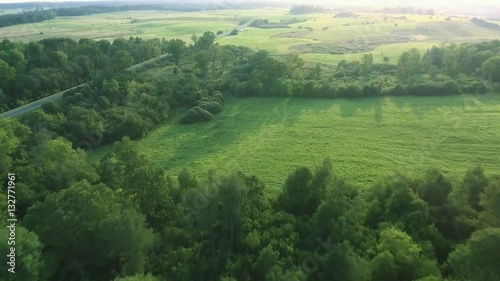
[197,100,222,114]
[383,84,407,96]
[41,102,62,115]
[179,106,213,124]
[363,85,382,97]
[211,91,224,103]
[339,83,363,98]
[407,81,461,96]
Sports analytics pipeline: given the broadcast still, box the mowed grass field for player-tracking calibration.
[2,8,500,65]
[90,94,500,192]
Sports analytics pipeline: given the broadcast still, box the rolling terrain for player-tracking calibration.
[2,8,500,65]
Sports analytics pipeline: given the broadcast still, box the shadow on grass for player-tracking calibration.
[154,96,336,173]
[338,97,385,124]
[390,93,500,119]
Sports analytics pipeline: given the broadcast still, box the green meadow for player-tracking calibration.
[2,8,500,65]
[90,94,500,192]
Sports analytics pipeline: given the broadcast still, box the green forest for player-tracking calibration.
[0,20,500,281]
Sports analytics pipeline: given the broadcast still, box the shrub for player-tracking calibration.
[41,102,62,115]
[363,85,382,97]
[384,84,407,96]
[197,100,222,114]
[339,83,363,98]
[179,106,213,124]
[211,91,224,103]
[407,81,461,96]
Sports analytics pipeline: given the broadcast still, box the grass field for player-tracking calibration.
[2,8,500,65]
[89,94,500,192]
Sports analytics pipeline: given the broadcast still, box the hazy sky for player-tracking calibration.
[1,0,499,8]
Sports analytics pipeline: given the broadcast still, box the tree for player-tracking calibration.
[196,31,216,50]
[48,50,68,67]
[374,227,427,281]
[397,48,421,81]
[459,165,488,211]
[0,226,45,281]
[33,138,98,191]
[66,106,104,148]
[23,181,156,281]
[194,51,210,76]
[166,39,186,65]
[480,175,500,228]
[112,50,134,72]
[277,167,314,216]
[482,55,500,82]
[447,228,500,281]
[417,168,452,207]
[0,119,24,176]
[306,63,322,80]
[443,48,459,77]
[361,53,374,75]
[0,58,15,90]
[114,274,160,281]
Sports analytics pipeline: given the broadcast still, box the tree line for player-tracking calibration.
[11,32,233,150]
[0,2,288,28]
[4,35,500,153]
[0,36,164,113]
[0,121,499,281]
[224,40,500,99]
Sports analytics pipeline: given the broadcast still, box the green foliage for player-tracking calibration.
[34,138,98,191]
[480,176,500,227]
[114,274,159,281]
[375,227,424,280]
[398,48,421,81]
[290,5,323,14]
[448,228,500,281]
[0,226,45,281]
[180,106,213,124]
[23,181,156,281]
[166,39,186,65]
[482,56,500,82]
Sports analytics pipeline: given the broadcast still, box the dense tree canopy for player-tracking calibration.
[1,30,499,281]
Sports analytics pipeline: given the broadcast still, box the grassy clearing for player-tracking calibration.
[90,94,500,192]
[0,10,240,42]
[2,8,499,65]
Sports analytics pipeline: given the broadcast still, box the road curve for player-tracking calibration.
[1,19,256,119]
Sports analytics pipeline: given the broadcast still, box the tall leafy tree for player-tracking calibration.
[166,39,186,65]
[24,181,156,281]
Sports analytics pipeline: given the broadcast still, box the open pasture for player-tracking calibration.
[90,94,500,191]
[2,8,500,65]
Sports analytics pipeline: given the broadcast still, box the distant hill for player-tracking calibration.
[470,17,500,31]
[290,5,323,15]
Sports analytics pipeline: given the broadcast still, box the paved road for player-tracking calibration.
[0,54,169,119]
[0,84,86,119]
[1,19,256,119]
[216,18,256,39]
[126,53,171,71]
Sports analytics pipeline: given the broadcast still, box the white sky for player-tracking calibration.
[0,0,499,8]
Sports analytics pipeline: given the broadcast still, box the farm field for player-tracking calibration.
[90,94,500,192]
[2,8,500,65]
